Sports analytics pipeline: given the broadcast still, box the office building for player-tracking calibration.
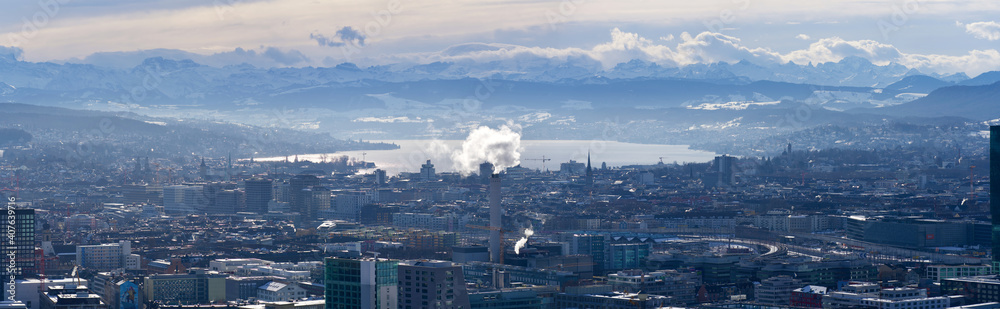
[76,241,141,271]
[468,289,545,309]
[258,282,306,302]
[420,160,436,181]
[992,125,1000,268]
[398,260,470,309]
[244,178,273,214]
[944,276,1000,304]
[790,285,826,308]
[39,284,105,309]
[1,208,35,279]
[754,276,801,306]
[927,265,992,283]
[324,256,398,309]
[143,269,227,305]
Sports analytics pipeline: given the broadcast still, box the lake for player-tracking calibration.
[260,140,717,176]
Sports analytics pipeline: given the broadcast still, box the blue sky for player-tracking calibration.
[2,0,999,75]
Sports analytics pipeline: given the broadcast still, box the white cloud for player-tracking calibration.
[408,28,1000,76]
[795,34,810,40]
[964,21,1000,40]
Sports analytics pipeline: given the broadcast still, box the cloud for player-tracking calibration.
[796,34,811,40]
[782,37,903,65]
[407,28,1000,76]
[963,21,1000,40]
[311,26,366,47]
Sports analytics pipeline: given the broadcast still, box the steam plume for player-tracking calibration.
[451,125,522,175]
[513,228,534,254]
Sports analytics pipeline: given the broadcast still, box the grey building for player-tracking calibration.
[398,260,470,309]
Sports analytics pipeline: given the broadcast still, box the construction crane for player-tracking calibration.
[465,224,517,265]
[523,156,552,171]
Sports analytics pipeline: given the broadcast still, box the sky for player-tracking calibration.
[2,0,1000,75]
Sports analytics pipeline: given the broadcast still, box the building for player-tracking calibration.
[162,184,206,214]
[244,178,273,214]
[225,276,284,301]
[607,269,701,304]
[858,288,951,309]
[76,241,141,271]
[927,265,992,283]
[257,282,306,302]
[607,242,650,271]
[790,285,826,308]
[289,174,320,220]
[468,289,545,309]
[993,126,1000,268]
[324,256,398,309]
[826,283,950,309]
[143,269,227,305]
[398,260,470,309]
[462,262,578,288]
[754,276,801,305]
[420,160,436,181]
[452,247,489,264]
[39,284,106,309]
[7,279,89,309]
[554,292,668,309]
[1,208,35,279]
[559,233,608,273]
[944,276,1000,304]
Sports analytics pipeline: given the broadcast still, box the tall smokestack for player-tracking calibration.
[489,173,502,264]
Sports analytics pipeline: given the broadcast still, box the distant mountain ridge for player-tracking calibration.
[876,81,1000,119]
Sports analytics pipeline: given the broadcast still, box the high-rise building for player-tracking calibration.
[290,174,320,220]
[420,160,436,181]
[244,178,273,214]
[714,155,735,187]
[373,170,387,186]
[325,256,398,309]
[1,208,35,279]
[992,125,1000,267]
[398,260,470,309]
[304,186,331,222]
[479,162,493,184]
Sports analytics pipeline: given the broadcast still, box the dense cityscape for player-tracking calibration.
[2,121,1000,309]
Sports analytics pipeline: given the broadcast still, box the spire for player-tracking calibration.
[586,151,594,187]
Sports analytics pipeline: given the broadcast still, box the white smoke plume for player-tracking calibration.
[451,125,522,175]
[513,228,534,255]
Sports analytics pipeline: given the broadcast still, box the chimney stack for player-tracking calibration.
[489,173,502,264]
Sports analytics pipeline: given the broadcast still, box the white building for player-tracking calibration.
[76,241,141,271]
[6,279,88,309]
[257,282,306,302]
[208,258,271,273]
[927,265,992,283]
[163,184,206,214]
[824,283,951,309]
